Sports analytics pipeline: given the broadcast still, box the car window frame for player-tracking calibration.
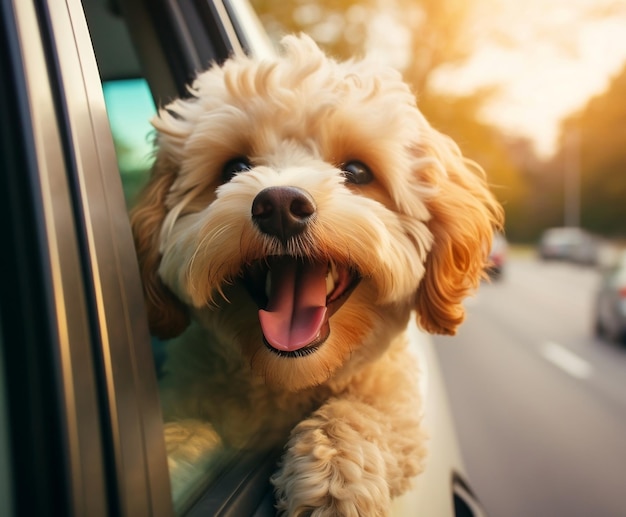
[1,0,172,515]
[0,0,111,514]
[114,0,241,104]
[45,1,173,515]
[115,0,273,103]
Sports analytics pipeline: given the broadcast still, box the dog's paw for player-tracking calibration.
[164,419,223,504]
[272,402,393,517]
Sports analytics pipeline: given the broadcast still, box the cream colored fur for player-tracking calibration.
[131,34,503,516]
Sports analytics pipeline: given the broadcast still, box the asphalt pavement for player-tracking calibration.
[433,254,626,517]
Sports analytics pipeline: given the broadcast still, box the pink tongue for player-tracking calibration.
[259,258,328,352]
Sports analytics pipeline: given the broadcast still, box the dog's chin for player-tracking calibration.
[241,256,361,358]
[248,316,367,392]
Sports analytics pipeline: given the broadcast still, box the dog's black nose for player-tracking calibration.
[251,187,316,243]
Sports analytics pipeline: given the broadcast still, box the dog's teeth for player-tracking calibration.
[265,271,271,298]
[331,261,339,282]
[326,269,335,296]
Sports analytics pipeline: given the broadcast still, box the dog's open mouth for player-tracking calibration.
[242,256,360,356]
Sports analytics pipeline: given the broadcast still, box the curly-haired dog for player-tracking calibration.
[131,34,503,516]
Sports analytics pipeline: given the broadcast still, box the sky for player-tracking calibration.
[428,0,626,158]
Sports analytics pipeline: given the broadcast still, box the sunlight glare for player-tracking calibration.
[427,0,626,157]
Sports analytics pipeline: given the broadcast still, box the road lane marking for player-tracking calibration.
[541,341,592,380]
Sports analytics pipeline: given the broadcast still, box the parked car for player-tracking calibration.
[486,232,508,280]
[538,227,588,261]
[594,251,626,344]
[0,0,486,515]
[538,226,619,267]
[538,226,612,266]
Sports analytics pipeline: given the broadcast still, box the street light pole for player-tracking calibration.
[564,125,581,228]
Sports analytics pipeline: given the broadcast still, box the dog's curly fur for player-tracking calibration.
[131,34,503,516]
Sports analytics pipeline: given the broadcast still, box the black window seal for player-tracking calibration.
[118,0,246,106]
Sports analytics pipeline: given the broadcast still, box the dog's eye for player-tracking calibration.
[341,161,373,185]
[223,157,252,181]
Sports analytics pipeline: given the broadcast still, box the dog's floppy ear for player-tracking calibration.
[130,156,190,339]
[413,128,503,335]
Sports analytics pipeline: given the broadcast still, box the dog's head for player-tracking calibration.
[131,35,503,390]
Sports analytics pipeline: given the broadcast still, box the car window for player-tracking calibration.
[99,53,240,517]
[88,7,264,514]
[103,78,275,513]
[102,78,156,208]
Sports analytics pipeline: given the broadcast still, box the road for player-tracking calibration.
[433,255,626,517]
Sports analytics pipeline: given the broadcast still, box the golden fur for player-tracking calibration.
[131,34,503,516]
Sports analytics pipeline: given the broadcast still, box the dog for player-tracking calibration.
[130,34,503,516]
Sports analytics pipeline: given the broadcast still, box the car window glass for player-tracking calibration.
[100,55,245,516]
[83,0,237,510]
[89,2,276,512]
[102,78,156,208]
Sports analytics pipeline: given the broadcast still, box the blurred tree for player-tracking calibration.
[397,0,483,94]
[557,64,626,237]
[251,0,484,84]
[251,0,375,58]
[418,88,529,240]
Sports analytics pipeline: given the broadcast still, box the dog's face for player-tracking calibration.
[131,35,502,391]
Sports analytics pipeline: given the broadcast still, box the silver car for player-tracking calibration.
[538,227,590,261]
